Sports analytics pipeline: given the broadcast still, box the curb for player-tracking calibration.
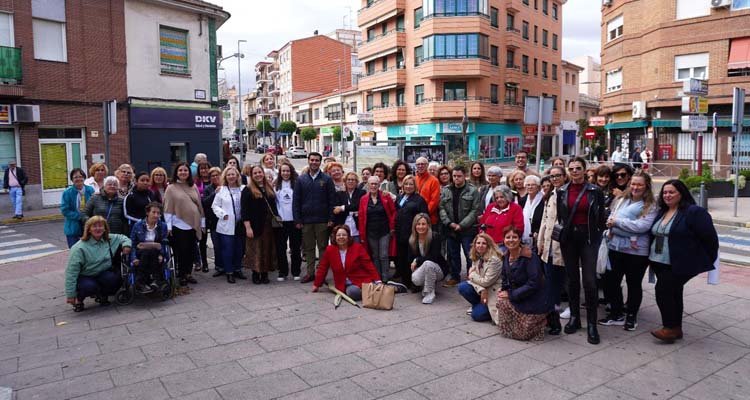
[0,214,64,226]
[713,219,750,228]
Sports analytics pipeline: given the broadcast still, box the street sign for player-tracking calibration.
[588,116,606,127]
[523,96,553,125]
[681,115,708,132]
[584,128,596,139]
[681,96,708,114]
[683,78,708,96]
[270,116,280,129]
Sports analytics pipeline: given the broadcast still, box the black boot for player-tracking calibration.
[587,312,601,345]
[548,311,562,335]
[564,316,581,334]
[260,272,270,284]
[251,271,261,284]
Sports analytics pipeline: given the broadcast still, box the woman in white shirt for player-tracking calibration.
[273,162,302,281]
[211,166,245,284]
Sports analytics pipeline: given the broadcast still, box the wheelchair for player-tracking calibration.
[115,243,177,305]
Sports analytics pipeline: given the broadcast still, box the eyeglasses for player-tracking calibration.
[615,173,629,178]
[550,174,563,179]
[568,167,583,172]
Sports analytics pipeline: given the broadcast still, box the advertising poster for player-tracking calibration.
[356,145,399,171]
[0,105,10,125]
[403,144,446,172]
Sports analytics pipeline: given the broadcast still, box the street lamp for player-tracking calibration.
[236,40,247,165]
[461,98,469,156]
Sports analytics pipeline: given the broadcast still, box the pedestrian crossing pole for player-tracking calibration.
[732,87,745,218]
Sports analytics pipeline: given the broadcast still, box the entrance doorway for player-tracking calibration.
[39,128,86,206]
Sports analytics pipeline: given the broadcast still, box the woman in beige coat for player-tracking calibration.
[538,165,567,334]
[458,233,504,323]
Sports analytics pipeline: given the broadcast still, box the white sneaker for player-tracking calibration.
[422,291,436,304]
[560,307,571,319]
[277,277,285,282]
[466,307,473,315]
[293,276,301,281]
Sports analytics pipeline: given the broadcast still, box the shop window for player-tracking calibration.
[32,0,67,62]
[674,53,708,81]
[607,15,623,42]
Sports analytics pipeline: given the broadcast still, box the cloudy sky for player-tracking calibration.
[213,0,601,94]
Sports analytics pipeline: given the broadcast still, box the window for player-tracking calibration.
[564,100,569,112]
[0,12,14,47]
[491,45,499,66]
[565,72,569,84]
[534,0,538,9]
[159,26,189,74]
[367,61,375,75]
[491,7,499,27]
[534,25,538,43]
[523,0,529,4]
[443,82,467,100]
[571,101,575,112]
[572,74,576,85]
[542,29,548,47]
[552,95,557,110]
[382,23,387,35]
[397,15,405,31]
[396,89,405,106]
[505,84,518,104]
[522,55,529,73]
[367,27,376,41]
[552,64,557,80]
[0,129,17,189]
[522,21,529,40]
[542,0,548,14]
[424,0,490,17]
[415,84,424,104]
[382,57,388,71]
[366,94,374,111]
[522,89,529,101]
[733,0,750,10]
[422,33,490,60]
[533,58,538,75]
[506,13,514,30]
[396,51,404,68]
[675,53,709,81]
[506,49,515,68]
[32,0,67,62]
[350,102,357,115]
[542,61,548,78]
[415,7,423,28]
[314,108,320,119]
[607,15,623,42]
[552,3,558,19]
[325,104,342,120]
[415,45,423,66]
[491,84,499,104]
[676,0,710,19]
[381,92,390,107]
[552,34,558,50]
[606,68,623,93]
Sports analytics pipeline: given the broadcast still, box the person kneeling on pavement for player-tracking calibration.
[458,233,504,323]
[65,216,131,312]
[130,202,170,294]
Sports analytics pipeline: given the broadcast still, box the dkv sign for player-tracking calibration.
[195,115,218,128]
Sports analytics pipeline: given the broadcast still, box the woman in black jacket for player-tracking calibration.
[649,179,718,343]
[394,175,428,290]
[203,167,223,275]
[556,157,606,345]
[241,165,278,284]
[124,172,155,225]
[333,172,366,242]
[409,213,449,304]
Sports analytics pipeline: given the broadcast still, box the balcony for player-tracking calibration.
[358,66,406,92]
[270,85,280,95]
[505,0,524,13]
[419,13,493,36]
[415,97,499,120]
[0,46,24,97]
[256,74,272,83]
[358,0,405,29]
[373,105,407,123]
[505,28,523,49]
[500,101,524,120]
[268,67,279,77]
[359,29,405,62]
[416,58,493,79]
[504,65,522,83]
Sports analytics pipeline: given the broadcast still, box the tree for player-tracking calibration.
[257,120,273,133]
[300,127,317,145]
[332,126,353,142]
[279,121,297,134]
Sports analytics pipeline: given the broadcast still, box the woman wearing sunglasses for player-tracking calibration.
[556,157,606,344]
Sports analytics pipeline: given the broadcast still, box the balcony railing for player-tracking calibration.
[360,28,405,46]
[361,65,406,78]
[0,46,22,84]
[421,11,490,21]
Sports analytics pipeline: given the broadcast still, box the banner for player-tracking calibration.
[403,144,446,171]
[356,145,399,171]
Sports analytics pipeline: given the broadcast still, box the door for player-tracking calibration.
[39,140,85,206]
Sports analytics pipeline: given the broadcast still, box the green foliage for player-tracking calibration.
[678,168,690,181]
[278,121,297,134]
[683,175,712,190]
[300,127,317,142]
[256,120,273,132]
[332,126,353,141]
[447,150,470,169]
[740,170,750,180]
[701,163,712,180]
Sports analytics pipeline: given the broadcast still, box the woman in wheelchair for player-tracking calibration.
[130,202,170,294]
[65,216,131,312]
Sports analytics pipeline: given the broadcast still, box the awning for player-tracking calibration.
[652,118,750,128]
[604,120,648,130]
[728,37,750,70]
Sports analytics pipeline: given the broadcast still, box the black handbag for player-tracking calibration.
[552,187,586,242]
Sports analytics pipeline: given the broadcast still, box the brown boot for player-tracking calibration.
[674,327,683,340]
[651,327,680,343]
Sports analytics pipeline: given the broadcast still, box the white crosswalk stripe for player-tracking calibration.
[0,226,63,265]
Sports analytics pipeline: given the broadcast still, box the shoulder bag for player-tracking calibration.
[362,282,395,310]
[551,188,586,242]
[263,195,284,229]
[227,188,245,236]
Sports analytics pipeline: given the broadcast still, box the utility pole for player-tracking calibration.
[237,39,246,165]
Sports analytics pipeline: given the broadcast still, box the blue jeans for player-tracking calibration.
[76,270,121,301]
[447,234,473,281]
[9,186,22,216]
[66,235,80,249]
[458,281,491,322]
[218,233,244,275]
[210,230,223,271]
[346,284,362,301]
[544,260,566,312]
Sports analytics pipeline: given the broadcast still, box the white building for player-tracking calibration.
[292,88,363,157]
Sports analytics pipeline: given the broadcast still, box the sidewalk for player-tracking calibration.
[1,207,62,226]
[708,197,750,227]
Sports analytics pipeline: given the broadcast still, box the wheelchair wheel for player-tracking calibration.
[115,287,134,305]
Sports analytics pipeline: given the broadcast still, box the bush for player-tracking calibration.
[682,175,712,190]
[701,163,712,180]
[740,170,750,180]
[678,168,690,181]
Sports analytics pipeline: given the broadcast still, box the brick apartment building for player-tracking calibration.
[560,60,583,156]
[356,0,564,161]
[600,0,750,175]
[0,0,129,211]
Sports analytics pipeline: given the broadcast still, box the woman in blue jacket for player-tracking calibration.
[60,168,94,248]
[649,179,718,343]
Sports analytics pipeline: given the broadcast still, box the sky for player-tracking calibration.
[213,0,601,95]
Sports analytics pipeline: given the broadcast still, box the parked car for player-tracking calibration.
[256,144,269,153]
[230,140,247,153]
[286,146,308,159]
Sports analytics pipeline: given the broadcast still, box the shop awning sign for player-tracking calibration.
[0,105,11,125]
[588,116,606,127]
[681,96,708,114]
[683,78,708,96]
[681,115,708,132]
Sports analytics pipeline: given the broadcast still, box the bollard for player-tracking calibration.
[699,182,707,209]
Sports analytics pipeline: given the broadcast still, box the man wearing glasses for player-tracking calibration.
[513,151,539,176]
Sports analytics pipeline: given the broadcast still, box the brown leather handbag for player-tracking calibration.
[362,283,395,310]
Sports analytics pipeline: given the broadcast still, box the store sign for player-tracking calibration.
[131,107,222,130]
[522,125,549,136]
[0,105,10,125]
[681,115,708,132]
[658,144,673,160]
[588,116,606,127]
[683,78,708,96]
[442,122,473,134]
[681,96,708,114]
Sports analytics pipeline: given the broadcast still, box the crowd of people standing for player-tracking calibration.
[59,148,718,345]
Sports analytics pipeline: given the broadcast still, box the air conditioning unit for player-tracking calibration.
[711,0,731,8]
[13,105,40,123]
[632,101,646,119]
[602,0,612,6]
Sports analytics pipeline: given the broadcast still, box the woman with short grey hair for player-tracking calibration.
[523,175,543,244]
[85,176,128,234]
[479,166,504,208]
[493,185,515,203]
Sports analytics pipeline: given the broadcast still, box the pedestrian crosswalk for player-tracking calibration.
[717,225,750,266]
[0,225,63,265]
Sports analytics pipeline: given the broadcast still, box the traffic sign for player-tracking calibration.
[681,96,708,114]
[584,128,596,139]
[270,116,280,129]
[681,115,708,132]
[683,78,708,96]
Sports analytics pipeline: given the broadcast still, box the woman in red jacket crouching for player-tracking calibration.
[312,225,382,301]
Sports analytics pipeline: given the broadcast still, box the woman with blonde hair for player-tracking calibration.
[326,161,346,192]
[115,164,134,198]
[84,163,108,194]
[508,170,528,207]
[149,167,169,203]
[241,165,278,284]
[409,213,448,304]
[211,166,246,283]
[457,233,504,323]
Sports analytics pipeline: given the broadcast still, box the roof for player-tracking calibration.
[141,0,230,27]
[561,60,585,72]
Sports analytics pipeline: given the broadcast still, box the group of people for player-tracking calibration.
[59,148,718,345]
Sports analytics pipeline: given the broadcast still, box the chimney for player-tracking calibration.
[314,30,318,35]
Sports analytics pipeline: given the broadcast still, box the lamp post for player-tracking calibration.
[461,98,469,157]
[236,40,247,165]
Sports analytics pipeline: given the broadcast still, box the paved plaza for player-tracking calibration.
[0,251,749,400]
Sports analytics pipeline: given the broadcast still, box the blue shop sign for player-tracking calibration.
[130,107,223,130]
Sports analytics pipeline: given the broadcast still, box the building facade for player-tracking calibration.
[0,0,129,210]
[356,0,564,161]
[292,88,363,156]
[125,0,229,173]
[600,0,750,174]
[560,60,583,156]
[572,55,601,100]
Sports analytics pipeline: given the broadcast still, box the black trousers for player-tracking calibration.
[172,227,196,279]
[652,262,695,329]
[561,226,599,321]
[198,231,208,267]
[275,222,302,277]
[395,239,413,288]
[605,250,650,316]
[136,248,163,283]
